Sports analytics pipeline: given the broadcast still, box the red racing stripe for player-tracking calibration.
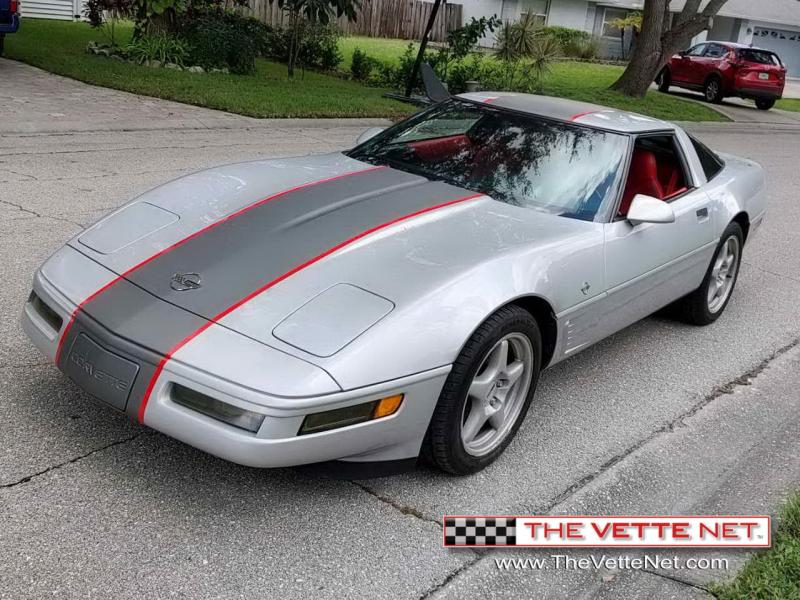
[53,165,386,365]
[570,110,598,122]
[136,191,484,423]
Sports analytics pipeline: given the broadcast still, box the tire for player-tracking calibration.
[676,222,743,326]
[704,76,724,103]
[423,305,542,475]
[657,68,670,93]
[755,98,775,110]
[0,34,5,57]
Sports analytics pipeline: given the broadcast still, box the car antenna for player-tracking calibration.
[421,62,450,104]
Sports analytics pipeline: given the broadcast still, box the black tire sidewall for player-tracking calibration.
[705,76,723,103]
[426,306,542,475]
[695,223,744,323]
[657,69,670,92]
[755,98,775,110]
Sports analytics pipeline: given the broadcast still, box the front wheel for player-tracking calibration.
[755,98,776,110]
[676,222,743,325]
[656,68,670,93]
[423,305,542,475]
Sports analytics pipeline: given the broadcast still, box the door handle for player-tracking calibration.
[696,207,709,221]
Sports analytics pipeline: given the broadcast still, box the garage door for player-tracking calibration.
[753,27,800,77]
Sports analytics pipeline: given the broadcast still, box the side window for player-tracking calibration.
[705,44,726,58]
[618,135,692,217]
[689,135,725,181]
[686,44,707,57]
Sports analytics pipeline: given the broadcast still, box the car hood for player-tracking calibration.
[70,152,598,387]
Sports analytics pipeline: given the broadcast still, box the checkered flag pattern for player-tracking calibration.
[444,517,517,546]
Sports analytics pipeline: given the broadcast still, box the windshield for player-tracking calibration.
[348,100,629,221]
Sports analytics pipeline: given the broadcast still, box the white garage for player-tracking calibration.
[751,27,800,77]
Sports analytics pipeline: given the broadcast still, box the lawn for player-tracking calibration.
[7,20,725,122]
[777,98,800,112]
[3,20,413,119]
[712,492,800,599]
[339,36,725,122]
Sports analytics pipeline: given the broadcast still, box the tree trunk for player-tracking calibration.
[609,0,729,97]
[609,0,669,97]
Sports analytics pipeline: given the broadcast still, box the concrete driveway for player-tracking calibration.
[2,59,800,599]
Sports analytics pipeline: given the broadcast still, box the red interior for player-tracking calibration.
[406,135,471,161]
[619,147,687,216]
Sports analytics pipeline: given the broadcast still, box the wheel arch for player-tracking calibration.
[508,295,558,369]
[731,211,750,243]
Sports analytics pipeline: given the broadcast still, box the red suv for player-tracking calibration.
[657,41,786,110]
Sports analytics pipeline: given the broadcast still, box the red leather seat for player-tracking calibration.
[619,148,665,216]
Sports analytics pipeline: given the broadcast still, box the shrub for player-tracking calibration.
[350,47,375,81]
[267,23,343,72]
[123,34,190,65]
[179,10,261,74]
[83,0,134,47]
[538,25,590,53]
[563,36,599,60]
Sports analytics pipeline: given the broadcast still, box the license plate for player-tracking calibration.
[758,72,770,80]
[65,334,139,410]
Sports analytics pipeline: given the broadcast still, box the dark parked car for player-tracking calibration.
[657,41,786,110]
[0,0,20,55]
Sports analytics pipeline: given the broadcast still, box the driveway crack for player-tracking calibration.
[642,568,713,595]
[418,553,483,600]
[350,480,442,526]
[522,337,800,514]
[0,198,84,229]
[0,431,147,489]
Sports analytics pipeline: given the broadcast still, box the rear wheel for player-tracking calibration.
[423,305,542,475]
[676,222,743,325]
[0,34,5,57]
[656,68,671,93]
[755,98,775,110]
[704,76,724,103]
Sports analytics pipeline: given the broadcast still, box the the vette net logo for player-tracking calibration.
[443,516,770,548]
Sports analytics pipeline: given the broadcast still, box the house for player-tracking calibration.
[459,0,800,76]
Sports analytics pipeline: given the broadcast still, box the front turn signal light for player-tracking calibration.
[298,394,404,435]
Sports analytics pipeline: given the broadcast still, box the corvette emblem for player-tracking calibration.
[170,272,202,291]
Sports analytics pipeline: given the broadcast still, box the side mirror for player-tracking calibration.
[356,127,385,145]
[627,194,676,226]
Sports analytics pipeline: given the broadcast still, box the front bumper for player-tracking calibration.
[23,256,449,468]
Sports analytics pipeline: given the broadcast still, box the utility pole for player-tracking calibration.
[404,0,445,98]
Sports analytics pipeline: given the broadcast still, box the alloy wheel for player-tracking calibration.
[707,235,740,313]
[460,333,534,457]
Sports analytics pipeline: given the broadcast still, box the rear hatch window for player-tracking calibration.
[737,49,782,66]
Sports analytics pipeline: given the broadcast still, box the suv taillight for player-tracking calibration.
[10,0,19,12]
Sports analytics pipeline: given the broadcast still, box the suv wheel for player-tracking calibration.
[704,76,724,103]
[755,98,775,110]
[656,68,670,93]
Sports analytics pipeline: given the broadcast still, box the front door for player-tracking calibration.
[600,134,716,336]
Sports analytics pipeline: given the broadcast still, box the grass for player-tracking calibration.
[4,20,413,118]
[338,36,725,122]
[712,492,800,600]
[6,20,725,122]
[776,98,800,112]
[339,35,418,69]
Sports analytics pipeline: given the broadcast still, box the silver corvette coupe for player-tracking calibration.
[22,92,765,474]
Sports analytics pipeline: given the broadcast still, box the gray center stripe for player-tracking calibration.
[59,166,474,414]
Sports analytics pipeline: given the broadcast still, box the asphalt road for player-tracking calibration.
[2,60,800,599]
